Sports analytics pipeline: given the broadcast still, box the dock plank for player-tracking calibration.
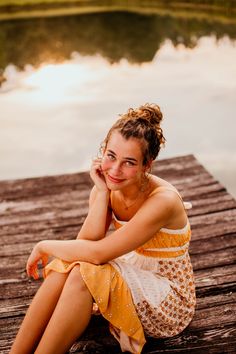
[0,154,235,353]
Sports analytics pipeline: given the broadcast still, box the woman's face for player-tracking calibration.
[101,130,145,190]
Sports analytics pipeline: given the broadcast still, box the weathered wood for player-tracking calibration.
[0,154,235,353]
[195,264,236,288]
[144,323,236,352]
[1,192,235,229]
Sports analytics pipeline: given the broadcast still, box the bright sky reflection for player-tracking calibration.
[0,36,236,197]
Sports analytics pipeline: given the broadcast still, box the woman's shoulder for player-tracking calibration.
[149,175,192,212]
[148,175,181,198]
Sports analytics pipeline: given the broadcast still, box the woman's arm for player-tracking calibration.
[76,157,112,241]
[27,191,182,279]
[76,186,111,241]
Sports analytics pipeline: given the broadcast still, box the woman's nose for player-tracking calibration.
[111,162,122,175]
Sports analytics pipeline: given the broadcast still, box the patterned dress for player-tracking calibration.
[44,187,196,354]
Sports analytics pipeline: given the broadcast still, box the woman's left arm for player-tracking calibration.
[27,191,178,279]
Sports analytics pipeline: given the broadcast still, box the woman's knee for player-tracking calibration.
[44,269,68,287]
[65,265,88,293]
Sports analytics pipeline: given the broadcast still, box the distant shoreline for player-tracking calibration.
[0,0,235,23]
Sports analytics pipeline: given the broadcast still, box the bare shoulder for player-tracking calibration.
[149,175,181,200]
[147,175,187,229]
[147,175,184,212]
[135,176,179,220]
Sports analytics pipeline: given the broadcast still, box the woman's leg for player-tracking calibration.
[10,271,68,354]
[35,265,93,354]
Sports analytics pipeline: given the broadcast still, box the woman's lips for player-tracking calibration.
[107,174,125,184]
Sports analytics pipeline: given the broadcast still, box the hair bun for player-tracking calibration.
[136,103,163,126]
[105,102,166,164]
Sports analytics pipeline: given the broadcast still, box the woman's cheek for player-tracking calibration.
[126,168,139,178]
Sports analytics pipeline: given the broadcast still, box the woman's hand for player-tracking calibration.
[90,157,108,192]
[26,241,48,280]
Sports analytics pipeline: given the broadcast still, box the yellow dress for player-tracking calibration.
[44,187,196,354]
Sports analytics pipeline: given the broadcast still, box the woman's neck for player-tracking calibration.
[119,184,141,201]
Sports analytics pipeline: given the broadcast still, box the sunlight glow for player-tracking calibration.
[0,53,111,104]
[0,57,104,103]
[25,64,74,89]
[22,62,91,102]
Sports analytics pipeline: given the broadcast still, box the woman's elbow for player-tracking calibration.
[91,248,111,265]
[85,239,114,265]
[92,252,106,265]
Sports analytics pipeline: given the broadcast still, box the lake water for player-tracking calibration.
[0,7,236,197]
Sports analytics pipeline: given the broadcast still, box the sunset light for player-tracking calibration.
[22,62,92,102]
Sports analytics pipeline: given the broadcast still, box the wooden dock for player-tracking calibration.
[0,154,235,353]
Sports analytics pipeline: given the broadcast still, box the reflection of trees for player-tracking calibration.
[0,10,236,74]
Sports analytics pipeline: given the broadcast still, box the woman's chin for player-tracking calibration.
[106,181,122,191]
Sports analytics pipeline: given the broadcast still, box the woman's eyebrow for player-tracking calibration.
[107,149,138,163]
[125,157,138,163]
[107,149,116,155]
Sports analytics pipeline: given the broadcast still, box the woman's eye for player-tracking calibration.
[125,161,135,167]
[107,154,115,160]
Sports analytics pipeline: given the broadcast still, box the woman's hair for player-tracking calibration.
[102,103,166,165]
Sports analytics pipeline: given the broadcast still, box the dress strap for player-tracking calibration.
[148,186,192,210]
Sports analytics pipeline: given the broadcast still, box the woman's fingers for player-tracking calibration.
[92,157,102,164]
[26,242,49,280]
[30,265,39,280]
[90,157,108,189]
[91,158,102,170]
[26,262,39,280]
[26,245,43,279]
[41,254,49,267]
[91,160,100,174]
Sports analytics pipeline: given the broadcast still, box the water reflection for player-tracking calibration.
[1,61,96,102]
[1,35,236,197]
[1,10,236,78]
[0,5,236,197]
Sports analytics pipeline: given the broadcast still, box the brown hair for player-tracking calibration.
[102,103,166,165]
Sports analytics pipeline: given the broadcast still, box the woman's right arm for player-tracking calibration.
[76,158,112,241]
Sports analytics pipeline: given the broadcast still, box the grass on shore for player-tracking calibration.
[0,0,235,6]
[0,0,84,4]
[0,0,235,24]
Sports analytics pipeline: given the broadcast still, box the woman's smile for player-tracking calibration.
[107,174,126,184]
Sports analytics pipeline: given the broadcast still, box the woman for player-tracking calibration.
[10,104,196,354]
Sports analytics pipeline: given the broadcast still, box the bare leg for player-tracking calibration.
[10,271,68,354]
[35,265,93,354]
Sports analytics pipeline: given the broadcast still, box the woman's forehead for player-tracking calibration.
[106,131,143,159]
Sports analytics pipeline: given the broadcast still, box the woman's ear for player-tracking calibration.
[143,160,153,173]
